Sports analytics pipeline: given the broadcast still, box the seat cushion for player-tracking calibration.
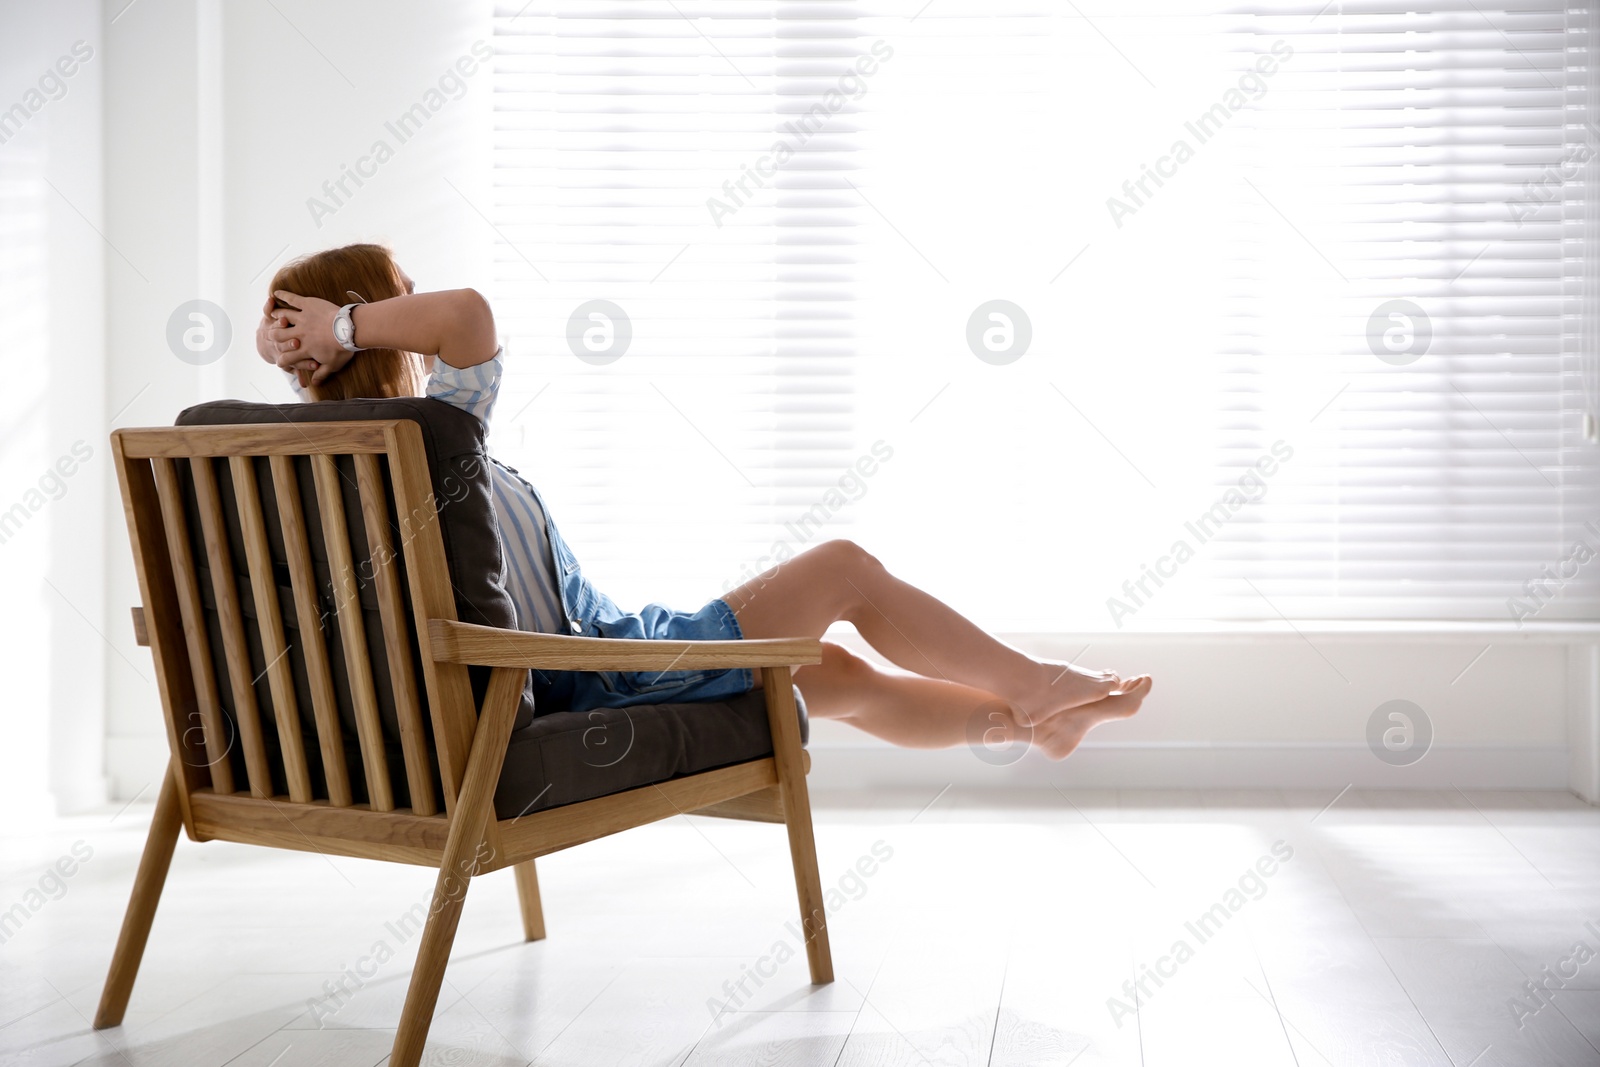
[494,685,809,819]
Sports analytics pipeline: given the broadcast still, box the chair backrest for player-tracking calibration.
[112,409,529,827]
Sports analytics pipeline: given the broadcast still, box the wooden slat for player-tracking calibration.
[188,790,449,867]
[230,456,313,804]
[148,459,233,794]
[355,453,437,816]
[382,422,477,817]
[190,457,274,798]
[193,823,442,868]
[269,454,352,807]
[690,785,785,823]
[109,437,203,835]
[428,619,825,671]
[131,606,148,647]
[490,758,781,869]
[312,452,394,811]
[116,422,392,459]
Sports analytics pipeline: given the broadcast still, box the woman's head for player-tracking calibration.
[269,243,426,401]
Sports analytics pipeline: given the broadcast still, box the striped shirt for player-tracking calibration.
[426,352,567,635]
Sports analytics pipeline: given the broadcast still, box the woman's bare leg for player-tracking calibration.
[798,642,1021,749]
[798,642,1151,759]
[722,539,1124,720]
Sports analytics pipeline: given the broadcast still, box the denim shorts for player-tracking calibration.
[536,597,756,714]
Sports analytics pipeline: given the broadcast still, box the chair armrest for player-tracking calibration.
[426,619,823,671]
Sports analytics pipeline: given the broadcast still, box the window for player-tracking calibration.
[492,2,1600,628]
[492,2,862,614]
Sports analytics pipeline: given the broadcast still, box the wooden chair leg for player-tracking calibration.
[95,764,183,1029]
[390,667,525,1067]
[762,667,834,984]
[513,860,547,941]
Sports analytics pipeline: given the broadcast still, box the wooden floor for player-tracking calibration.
[2,788,1599,1066]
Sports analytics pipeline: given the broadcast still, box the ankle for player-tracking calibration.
[1016,662,1061,717]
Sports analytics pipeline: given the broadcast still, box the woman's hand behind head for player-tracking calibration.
[257,294,318,382]
[268,291,355,383]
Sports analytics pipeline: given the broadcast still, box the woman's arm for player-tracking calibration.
[267,288,496,385]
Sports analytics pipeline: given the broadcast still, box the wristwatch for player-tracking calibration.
[332,303,364,353]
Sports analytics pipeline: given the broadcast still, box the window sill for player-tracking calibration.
[989,621,1600,644]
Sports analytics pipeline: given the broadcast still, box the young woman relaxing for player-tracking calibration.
[259,243,1152,760]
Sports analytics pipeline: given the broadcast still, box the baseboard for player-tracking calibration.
[50,775,112,815]
[804,742,1570,792]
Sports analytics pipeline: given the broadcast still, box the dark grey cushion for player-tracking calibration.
[494,687,808,819]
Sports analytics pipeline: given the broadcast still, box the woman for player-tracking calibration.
[260,244,1151,760]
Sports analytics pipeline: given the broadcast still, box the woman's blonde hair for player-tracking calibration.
[269,243,426,401]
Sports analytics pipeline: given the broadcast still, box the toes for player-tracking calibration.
[1115,675,1151,697]
[1117,676,1152,705]
[1102,676,1150,717]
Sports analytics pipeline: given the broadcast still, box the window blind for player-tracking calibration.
[490,2,866,613]
[1194,2,1600,623]
[492,1,1600,628]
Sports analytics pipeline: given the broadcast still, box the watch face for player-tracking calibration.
[335,314,353,346]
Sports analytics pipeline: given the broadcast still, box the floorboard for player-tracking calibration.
[1,789,1595,1066]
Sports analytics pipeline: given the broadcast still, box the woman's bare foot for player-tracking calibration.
[1031,676,1151,761]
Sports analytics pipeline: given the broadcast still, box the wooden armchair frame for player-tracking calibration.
[97,421,832,1067]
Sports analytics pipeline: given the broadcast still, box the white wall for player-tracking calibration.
[0,0,108,818]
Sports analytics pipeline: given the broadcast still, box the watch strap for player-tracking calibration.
[334,303,363,353]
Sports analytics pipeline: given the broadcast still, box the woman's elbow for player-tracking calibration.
[459,287,495,331]
[455,287,497,354]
